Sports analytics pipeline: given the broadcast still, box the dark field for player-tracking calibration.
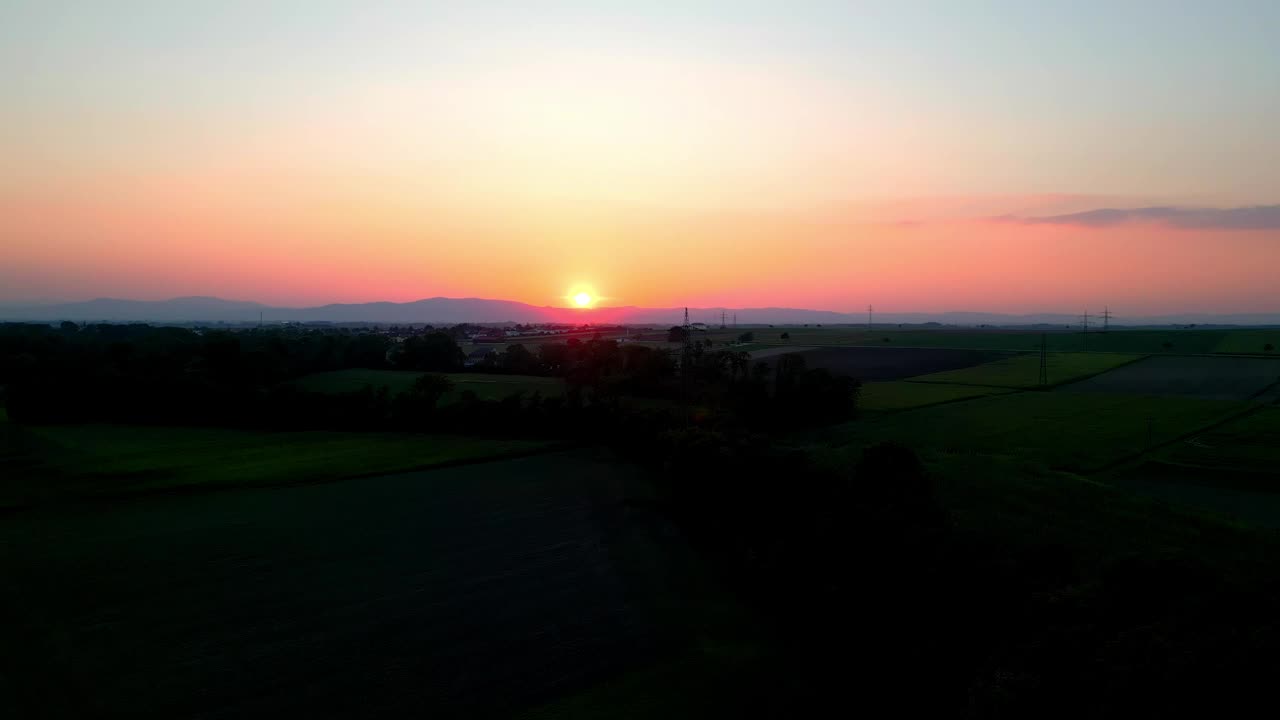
[709,327,1280,356]
[1059,355,1280,401]
[911,352,1142,388]
[0,423,547,508]
[0,452,708,719]
[293,370,566,402]
[770,346,1007,380]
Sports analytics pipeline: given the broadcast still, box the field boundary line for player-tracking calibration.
[901,353,1150,391]
[861,387,1021,415]
[0,439,579,513]
[1089,403,1270,476]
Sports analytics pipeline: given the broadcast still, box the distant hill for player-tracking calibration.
[1,296,1278,327]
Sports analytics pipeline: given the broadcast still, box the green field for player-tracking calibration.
[909,352,1143,388]
[1209,329,1280,355]
[0,423,549,506]
[293,369,565,402]
[859,381,1014,411]
[818,391,1245,473]
[1118,407,1280,495]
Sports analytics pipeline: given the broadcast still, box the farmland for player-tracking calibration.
[760,346,1005,380]
[0,452,727,718]
[293,369,565,402]
[818,391,1245,473]
[859,381,1014,411]
[9,322,1280,715]
[1059,355,1280,401]
[912,352,1142,388]
[708,326,1280,355]
[0,423,549,507]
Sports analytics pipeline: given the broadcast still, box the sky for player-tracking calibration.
[3,1,1279,313]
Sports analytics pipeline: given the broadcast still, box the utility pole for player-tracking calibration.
[1038,333,1048,386]
[681,307,694,402]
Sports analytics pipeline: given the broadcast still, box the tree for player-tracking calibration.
[781,332,790,340]
[500,344,538,374]
[1265,343,1275,353]
[738,331,755,343]
[668,326,689,343]
[396,332,464,371]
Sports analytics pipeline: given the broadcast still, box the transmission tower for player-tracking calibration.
[868,304,874,331]
[1100,307,1112,332]
[720,310,727,329]
[1080,310,1090,351]
[1038,333,1048,386]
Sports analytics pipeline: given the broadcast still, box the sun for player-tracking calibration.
[573,292,593,307]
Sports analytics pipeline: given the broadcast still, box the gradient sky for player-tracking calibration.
[3,1,1279,313]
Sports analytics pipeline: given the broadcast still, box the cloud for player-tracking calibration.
[1001,205,1280,230]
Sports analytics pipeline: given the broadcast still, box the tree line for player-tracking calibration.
[1,323,859,433]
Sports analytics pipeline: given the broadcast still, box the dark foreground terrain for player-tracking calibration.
[0,451,705,719]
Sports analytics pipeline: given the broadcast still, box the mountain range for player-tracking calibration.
[2,296,1278,327]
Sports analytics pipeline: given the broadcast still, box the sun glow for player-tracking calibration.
[573,292,593,307]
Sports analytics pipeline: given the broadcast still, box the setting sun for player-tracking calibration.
[573,292,593,307]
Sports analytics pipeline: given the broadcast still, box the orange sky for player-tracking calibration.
[3,3,1279,313]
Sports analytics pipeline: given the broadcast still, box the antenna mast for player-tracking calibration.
[681,307,695,403]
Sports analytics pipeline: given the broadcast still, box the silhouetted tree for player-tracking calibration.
[395,332,463,371]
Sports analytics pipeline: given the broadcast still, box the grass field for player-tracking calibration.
[293,369,565,402]
[859,381,1015,411]
[1107,407,1280,500]
[0,423,549,506]
[1059,355,1280,401]
[817,391,1245,472]
[1211,329,1280,355]
[0,451,726,718]
[910,352,1143,388]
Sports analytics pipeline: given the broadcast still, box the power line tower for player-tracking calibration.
[868,304,874,331]
[733,313,737,329]
[682,307,694,358]
[720,310,727,329]
[1038,333,1048,386]
[1080,310,1090,351]
[1100,306,1112,332]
